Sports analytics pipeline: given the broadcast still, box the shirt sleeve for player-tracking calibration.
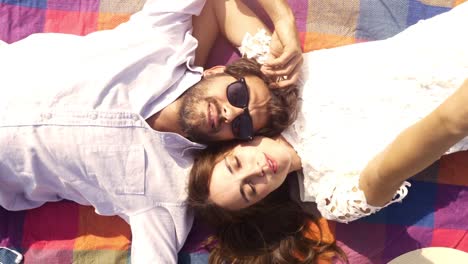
[141,0,207,16]
[124,0,206,29]
[129,205,194,263]
[314,174,411,223]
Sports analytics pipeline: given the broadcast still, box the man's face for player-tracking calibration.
[179,75,271,142]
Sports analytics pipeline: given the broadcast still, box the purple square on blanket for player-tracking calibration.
[205,38,240,69]
[356,0,410,40]
[381,225,433,263]
[287,0,308,32]
[0,0,46,9]
[335,222,386,264]
[47,0,100,12]
[0,4,45,43]
[407,0,451,26]
[434,184,468,230]
[0,208,25,250]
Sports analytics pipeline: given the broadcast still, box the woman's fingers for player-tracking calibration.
[265,53,302,76]
[262,53,302,88]
[267,59,302,88]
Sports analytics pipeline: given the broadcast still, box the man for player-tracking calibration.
[0,0,301,262]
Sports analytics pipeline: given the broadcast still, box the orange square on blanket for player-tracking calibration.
[74,206,131,250]
[299,218,336,263]
[97,13,131,31]
[438,151,468,187]
[303,31,355,52]
[44,10,98,35]
[454,0,468,7]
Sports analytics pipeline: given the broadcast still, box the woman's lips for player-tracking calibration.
[264,153,277,173]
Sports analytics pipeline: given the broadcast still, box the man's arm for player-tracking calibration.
[129,206,193,263]
[193,0,271,67]
[193,0,302,87]
[360,79,468,206]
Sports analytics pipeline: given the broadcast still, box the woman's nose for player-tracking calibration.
[238,166,262,181]
[237,154,265,180]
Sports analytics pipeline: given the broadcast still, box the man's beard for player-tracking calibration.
[178,82,220,143]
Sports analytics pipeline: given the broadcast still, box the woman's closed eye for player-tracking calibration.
[240,181,256,203]
[234,155,241,168]
[225,155,241,174]
[248,182,257,195]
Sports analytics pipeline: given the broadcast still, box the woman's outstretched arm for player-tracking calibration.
[360,79,468,206]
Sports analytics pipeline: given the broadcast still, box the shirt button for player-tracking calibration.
[42,113,52,120]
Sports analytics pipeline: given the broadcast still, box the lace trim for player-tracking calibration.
[316,175,411,223]
[238,29,271,64]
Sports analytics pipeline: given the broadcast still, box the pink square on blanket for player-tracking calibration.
[0,4,46,43]
[44,9,98,35]
[22,201,79,250]
[431,228,468,251]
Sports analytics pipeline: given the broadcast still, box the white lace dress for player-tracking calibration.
[242,3,468,223]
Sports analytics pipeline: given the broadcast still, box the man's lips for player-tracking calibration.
[264,153,278,174]
[208,102,219,131]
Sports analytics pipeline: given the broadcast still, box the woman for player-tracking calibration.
[188,2,468,263]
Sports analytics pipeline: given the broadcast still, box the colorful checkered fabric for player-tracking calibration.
[1,0,467,263]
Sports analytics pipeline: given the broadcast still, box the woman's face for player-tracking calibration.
[209,137,292,210]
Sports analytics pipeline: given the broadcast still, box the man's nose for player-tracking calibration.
[222,104,245,123]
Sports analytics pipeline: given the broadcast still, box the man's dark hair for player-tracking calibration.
[223,58,299,137]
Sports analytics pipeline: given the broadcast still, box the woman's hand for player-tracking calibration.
[257,0,303,88]
[263,21,303,88]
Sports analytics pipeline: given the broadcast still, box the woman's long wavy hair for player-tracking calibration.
[188,143,348,264]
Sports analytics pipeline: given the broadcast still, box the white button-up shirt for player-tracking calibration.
[0,0,207,262]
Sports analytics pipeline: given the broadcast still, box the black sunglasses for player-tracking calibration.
[226,77,254,140]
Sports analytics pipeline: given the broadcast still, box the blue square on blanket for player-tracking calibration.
[356,0,410,41]
[407,0,451,26]
[0,0,47,9]
[362,181,436,227]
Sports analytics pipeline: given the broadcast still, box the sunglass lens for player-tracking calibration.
[227,81,249,108]
[232,112,253,140]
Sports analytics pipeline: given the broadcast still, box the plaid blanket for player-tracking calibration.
[1,0,467,263]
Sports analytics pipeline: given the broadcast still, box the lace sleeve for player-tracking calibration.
[238,29,271,64]
[315,175,411,223]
